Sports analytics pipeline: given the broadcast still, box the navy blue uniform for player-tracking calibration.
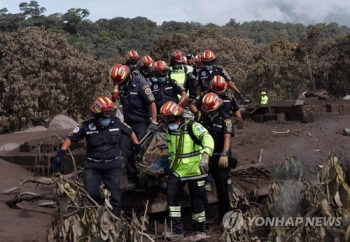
[119,75,155,123]
[67,116,133,216]
[191,91,240,116]
[150,78,185,112]
[198,67,231,93]
[200,112,235,220]
[118,74,156,184]
[184,70,198,100]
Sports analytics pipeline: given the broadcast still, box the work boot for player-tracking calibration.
[162,231,184,241]
[205,183,211,192]
[125,182,136,191]
[188,232,209,241]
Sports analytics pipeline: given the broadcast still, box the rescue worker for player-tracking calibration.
[186,53,195,66]
[196,49,242,102]
[190,75,244,130]
[159,101,214,241]
[124,49,140,72]
[261,91,268,104]
[168,50,188,86]
[138,55,154,84]
[51,96,139,216]
[199,93,237,222]
[150,60,188,113]
[110,64,158,190]
[111,50,141,102]
[184,55,203,105]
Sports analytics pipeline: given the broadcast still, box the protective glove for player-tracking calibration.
[236,117,244,130]
[194,111,202,122]
[199,153,209,175]
[134,143,141,156]
[238,93,243,104]
[111,92,119,102]
[218,154,229,168]
[146,120,158,133]
[51,149,66,173]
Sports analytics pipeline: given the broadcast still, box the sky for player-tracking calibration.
[1,0,350,27]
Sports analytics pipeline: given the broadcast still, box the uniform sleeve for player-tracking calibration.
[184,75,189,91]
[67,124,85,143]
[119,121,133,136]
[223,119,235,137]
[171,79,186,94]
[221,69,232,82]
[191,122,214,155]
[140,83,155,104]
[231,97,240,112]
[191,94,203,109]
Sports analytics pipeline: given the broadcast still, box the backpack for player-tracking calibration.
[187,120,201,146]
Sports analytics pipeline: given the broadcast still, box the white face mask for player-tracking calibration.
[168,123,179,130]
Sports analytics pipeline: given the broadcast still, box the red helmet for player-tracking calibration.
[202,50,216,63]
[201,93,223,112]
[159,101,184,123]
[209,76,227,94]
[110,64,130,85]
[90,96,115,116]
[125,50,140,65]
[138,55,154,67]
[153,60,169,76]
[194,55,202,65]
[171,50,184,63]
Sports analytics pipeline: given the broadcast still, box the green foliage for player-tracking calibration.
[19,1,46,18]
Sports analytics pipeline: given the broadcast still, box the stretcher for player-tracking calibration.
[134,124,170,177]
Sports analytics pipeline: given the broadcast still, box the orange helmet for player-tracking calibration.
[159,101,184,123]
[202,50,216,63]
[171,50,184,63]
[110,64,130,85]
[201,93,223,112]
[209,76,227,94]
[125,50,140,64]
[153,60,169,76]
[90,96,115,116]
[194,55,202,65]
[138,55,154,67]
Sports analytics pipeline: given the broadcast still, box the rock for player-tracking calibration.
[342,95,350,100]
[0,143,20,151]
[14,126,48,133]
[48,114,78,130]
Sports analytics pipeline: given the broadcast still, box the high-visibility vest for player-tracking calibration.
[166,120,214,180]
[261,95,268,104]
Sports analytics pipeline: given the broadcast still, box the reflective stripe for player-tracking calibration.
[197,180,205,186]
[165,87,173,90]
[169,211,181,217]
[109,128,119,131]
[169,206,181,218]
[213,124,222,128]
[130,92,138,94]
[178,151,201,158]
[180,173,208,181]
[87,131,99,134]
[192,211,206,222]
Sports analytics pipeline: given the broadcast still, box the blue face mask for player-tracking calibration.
[157,77,166,83]
[168,123,179,130]
[174,64,182,69]
[100,118,111,127]
[205,65,213,71]
[151,76,158,82]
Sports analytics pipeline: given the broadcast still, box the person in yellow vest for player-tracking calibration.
[261,91,268,104]
[168,50,187,86]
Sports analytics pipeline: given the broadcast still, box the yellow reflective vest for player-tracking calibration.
[261,95,268,104]
[166,119,214,180]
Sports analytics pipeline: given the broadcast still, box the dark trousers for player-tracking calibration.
[209,155,231,220]
[120,121,149,183]
[84,159,122,216]
[167,174,206,234]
